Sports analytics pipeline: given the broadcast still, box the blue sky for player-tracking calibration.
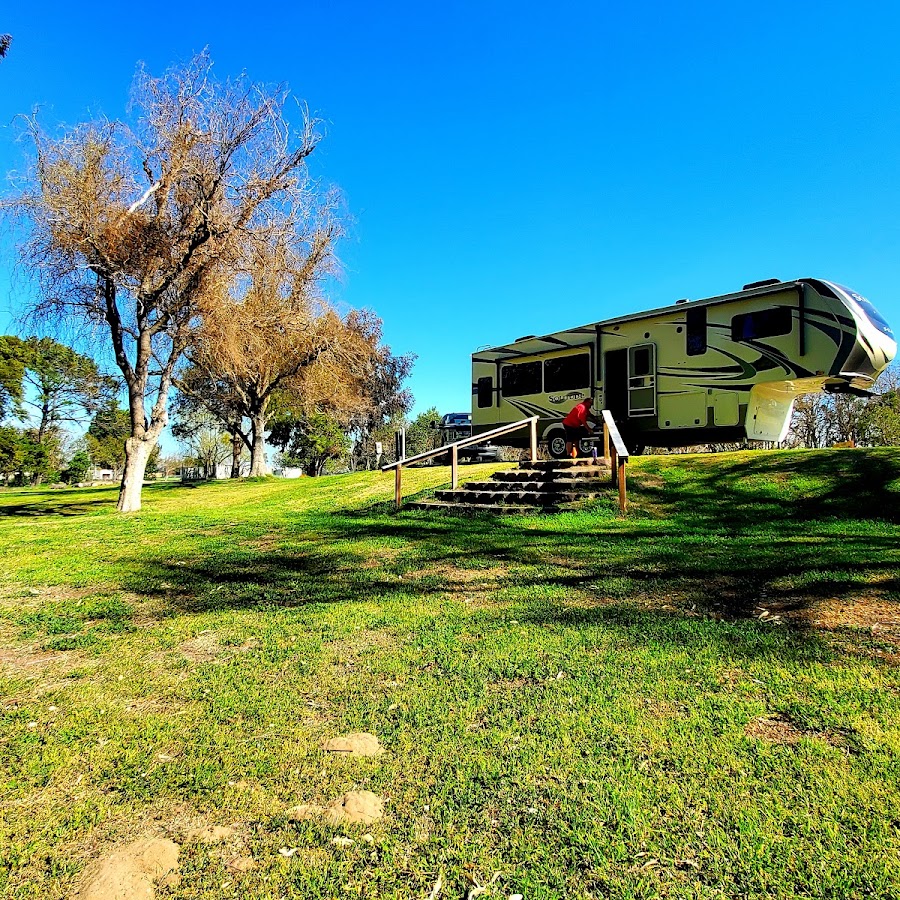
[2,1,899,433]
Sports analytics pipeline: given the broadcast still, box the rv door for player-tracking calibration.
[628,344,657,417]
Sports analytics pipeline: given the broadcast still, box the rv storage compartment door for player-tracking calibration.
[658,392,706,429]
[710,391,740,427]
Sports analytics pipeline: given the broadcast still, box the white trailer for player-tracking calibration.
[471,278,895,456]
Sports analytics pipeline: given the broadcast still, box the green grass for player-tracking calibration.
[1,450,899,899]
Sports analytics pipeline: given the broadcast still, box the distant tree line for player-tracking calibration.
[786,362,900,449]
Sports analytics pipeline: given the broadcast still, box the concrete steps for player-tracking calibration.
[406,457,614,514]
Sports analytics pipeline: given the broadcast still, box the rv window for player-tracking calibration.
[501,361,542,397]
[631,346,652,377]
[476,376,493,408]
[544,354,590,393]
[686,306,707,356]
[731,306,792,342]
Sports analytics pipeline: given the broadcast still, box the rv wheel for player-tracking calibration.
[548,432,568,459]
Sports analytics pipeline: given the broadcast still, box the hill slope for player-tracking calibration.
[1,450,898,899]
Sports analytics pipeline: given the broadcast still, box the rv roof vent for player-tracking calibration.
[515,334,536,342]
[675,298,689,304]
[743,278,781,290]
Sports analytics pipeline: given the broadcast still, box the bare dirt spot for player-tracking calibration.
[75,837,180,900]
[0,645,72,673]
[416,563,508,609]
[485,676,533,694]
[746,714,806,744]
[226,855,256,873]
[356,547,403,569]
[801,594,900,640]
[431,563,507,584]
[179,632,226,664]
[326,629,397,664]
[288,790,384,826]
[322,732,382,757]
[186,824,238,844]
[745,714,854,750]
[0,643,93,686]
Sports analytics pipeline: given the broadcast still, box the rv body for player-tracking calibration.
[470,278,896,456]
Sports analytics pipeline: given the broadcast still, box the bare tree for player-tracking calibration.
[0,35,11,61]
[184,220,374,477]
[7,53,322,510]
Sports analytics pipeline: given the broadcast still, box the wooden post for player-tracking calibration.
[530,417,538,461]
[618,459,627,513]
[451,445,458,489]
[394,465,402,508]
[603,421,610,462]
[610,443,618,486]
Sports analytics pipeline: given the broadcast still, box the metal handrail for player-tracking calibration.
[383,410,630,513]
[382,416,539,507]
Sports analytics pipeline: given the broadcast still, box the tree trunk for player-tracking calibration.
[230,431,242,478]
[117,437,150,512]
[249,414,267,476]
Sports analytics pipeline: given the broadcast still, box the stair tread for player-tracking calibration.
[520,459,610,470]
[407,501,558,513]
[465,480,603,491]
[435,490,595,503]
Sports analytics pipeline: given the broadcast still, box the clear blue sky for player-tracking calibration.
[2,0,899,424]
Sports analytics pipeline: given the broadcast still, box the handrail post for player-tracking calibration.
[394,465,402,508]
[451,445,458,489]
[618,458,627,513]
[603,420,610,462]
[610,443,617,486]
[530,417,538,461]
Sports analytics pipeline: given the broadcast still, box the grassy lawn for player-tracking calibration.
[1,449,899,899]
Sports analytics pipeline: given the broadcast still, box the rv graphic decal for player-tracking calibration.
[548,392,585,404]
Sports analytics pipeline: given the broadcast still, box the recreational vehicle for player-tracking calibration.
[470,278,896,456]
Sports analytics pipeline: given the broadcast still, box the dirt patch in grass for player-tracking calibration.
[326,628,397,661]
[746,714,806,744]
[0,642,92,682]
[176,632,260,665]
[430,563,507,584]
[418,563,509,609]
[746,714,855,750]
[356,547,404,569]
[485,676,535,694]
[179,632,228,664]
[800,594,900,639]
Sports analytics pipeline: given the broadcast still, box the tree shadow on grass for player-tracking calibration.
[27,449,889,662]
[122,539,858,668]
[0,495,116,517]
[632,449,900,527]
[119,494,899,664]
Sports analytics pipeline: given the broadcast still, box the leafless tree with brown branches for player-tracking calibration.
[6,52,323,509]
[180,216,395,477]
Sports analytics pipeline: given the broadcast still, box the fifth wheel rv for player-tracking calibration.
[470,278,896,457]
